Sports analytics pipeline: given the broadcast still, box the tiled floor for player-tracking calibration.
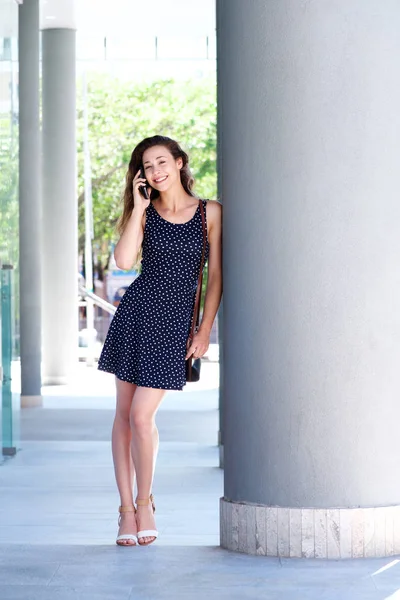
[1,361,400,599]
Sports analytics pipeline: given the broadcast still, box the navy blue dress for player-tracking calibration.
[98,199,209,390]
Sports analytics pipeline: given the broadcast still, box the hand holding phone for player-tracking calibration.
[138,166,150,200]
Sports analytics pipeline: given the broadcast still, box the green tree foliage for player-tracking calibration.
[76,74,217,277]
[0,121,18,266]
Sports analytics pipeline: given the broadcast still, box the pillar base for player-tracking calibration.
[2,447,17,457]
[20,394,43,408]
[220,498,400,559]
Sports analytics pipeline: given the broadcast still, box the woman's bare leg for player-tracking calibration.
[152,425,160,476]
[130,386,166,544]
[112,378,138,545]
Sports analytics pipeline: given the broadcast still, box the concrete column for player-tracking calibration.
[219,0,400,558]
[42,2,78,384]
[216,2,224,468]
[18,0,42,407]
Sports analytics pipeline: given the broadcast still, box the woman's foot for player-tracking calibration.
[136,495,158,546]
[116,505,138,546]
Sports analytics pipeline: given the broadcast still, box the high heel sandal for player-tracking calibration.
[136,494,159,546]
[116,505,138,546]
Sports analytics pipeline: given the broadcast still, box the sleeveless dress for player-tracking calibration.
[97,199,210,390]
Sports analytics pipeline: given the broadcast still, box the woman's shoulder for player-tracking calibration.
[202,199,222,233]
[202,198,222,208]
[203,198,222,216]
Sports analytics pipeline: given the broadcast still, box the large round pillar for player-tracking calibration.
[216,2,224,468]
[41,1,78,384]
[219,0,400,558]
[18,0,42,407]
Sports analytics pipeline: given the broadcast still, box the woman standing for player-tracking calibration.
[98,135,222,546]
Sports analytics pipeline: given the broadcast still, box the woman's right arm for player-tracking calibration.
[114,169,150,270]
[114,208,145,270]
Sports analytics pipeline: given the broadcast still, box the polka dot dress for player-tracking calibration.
[97,199,209,390]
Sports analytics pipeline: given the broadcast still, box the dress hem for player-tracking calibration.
[97,365,185,391]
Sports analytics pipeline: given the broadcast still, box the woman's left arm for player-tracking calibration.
[186,200,223,360]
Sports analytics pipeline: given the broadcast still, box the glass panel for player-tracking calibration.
[156,36,209,60]
[76,34,106,61]
[1,266,19,457]
[0,0,20,460]
[105,35,156,61]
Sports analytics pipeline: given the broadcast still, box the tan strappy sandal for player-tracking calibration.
[136,494,158,546]
[116,505,138,546]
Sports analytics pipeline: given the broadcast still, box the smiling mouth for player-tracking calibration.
[154,176,168,184]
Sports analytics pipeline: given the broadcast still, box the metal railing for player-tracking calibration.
[78,282,116,365]
[78,282,116,316]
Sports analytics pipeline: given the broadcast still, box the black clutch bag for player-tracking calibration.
[185,355,201,382]
[185,199,207,383]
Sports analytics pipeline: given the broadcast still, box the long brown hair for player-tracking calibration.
[117,135,196,235]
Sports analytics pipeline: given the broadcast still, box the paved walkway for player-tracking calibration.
[1,360,400,599]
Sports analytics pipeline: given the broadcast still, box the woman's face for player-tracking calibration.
[142,145,182,193]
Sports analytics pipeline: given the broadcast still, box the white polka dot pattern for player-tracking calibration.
[97,199,210,390]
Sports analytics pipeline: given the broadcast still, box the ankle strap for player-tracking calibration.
[119,505,135,513]
[136,494,155,509]
[136,494,156,512]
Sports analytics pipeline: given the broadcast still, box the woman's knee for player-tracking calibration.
[130,408,153,437]
[115,406,131,426]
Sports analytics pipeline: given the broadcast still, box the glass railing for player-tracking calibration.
[1,9,20,460]
[1,264,19,460]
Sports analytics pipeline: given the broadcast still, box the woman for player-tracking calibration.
[98,135,222,546]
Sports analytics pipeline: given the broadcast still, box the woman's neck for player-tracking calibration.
[157,187,194,211]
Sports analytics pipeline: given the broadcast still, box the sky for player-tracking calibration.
[76,0,215,37]
[0,0,216,80]
[74,0,216,79]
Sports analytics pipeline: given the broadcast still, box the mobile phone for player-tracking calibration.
[139,166,150,200]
